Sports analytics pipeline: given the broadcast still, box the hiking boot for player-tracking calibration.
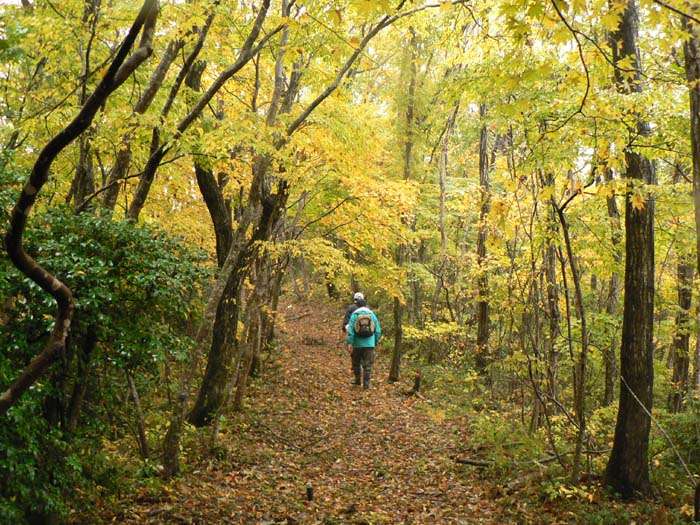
[352,375,361,385]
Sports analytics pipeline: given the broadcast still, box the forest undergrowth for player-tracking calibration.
[88,300,673,525]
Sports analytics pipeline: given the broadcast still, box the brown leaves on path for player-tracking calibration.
[98,300,502,524]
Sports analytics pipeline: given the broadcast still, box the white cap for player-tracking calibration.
[353,292,364,301]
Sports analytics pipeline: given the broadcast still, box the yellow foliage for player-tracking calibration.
[630,192,645,211]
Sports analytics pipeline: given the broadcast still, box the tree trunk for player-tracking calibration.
[233,258,269,411]
[684,18,700,288]
[475,104,491,373]
[162,241,240,478]
[185,58,234,267]
[605,0,655,498]
[188,252,247,426]
[102,38,184,212]
[389,25,418,383]
[389,295,403,382]
[126,370,149,459]
[603,168,622,406]
[668,258,693,412]
[66,325,98,432]
[554,202,589,483]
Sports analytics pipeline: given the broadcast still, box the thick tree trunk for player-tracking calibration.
[188,255,247,426]
[605,2,655,499]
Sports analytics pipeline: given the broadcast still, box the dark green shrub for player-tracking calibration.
[0,205,212,522]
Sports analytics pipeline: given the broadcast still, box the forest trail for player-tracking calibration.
[104,299,505,524]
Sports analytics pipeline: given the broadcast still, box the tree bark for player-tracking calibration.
[605,0,655,498]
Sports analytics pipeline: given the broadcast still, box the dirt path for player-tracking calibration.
[104,300,504,524]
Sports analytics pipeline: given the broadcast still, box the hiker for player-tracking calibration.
[342,292,364,334]
[347,298,381,389]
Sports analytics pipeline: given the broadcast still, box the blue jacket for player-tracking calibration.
[347,307,381,348]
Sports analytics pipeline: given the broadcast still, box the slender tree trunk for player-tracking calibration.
[668,163,694,412]
[694,308,700,392]
[389,294,403,382]
[233,262,266,411]
[186,59,234,267]
[66,325,97,432]
[554,202,589,483]
[685,19,700,287]
[102,38,184,211]
[475,104,491,372]
[605,0,655,498]
[431,107,456,321]
[544,239,560,406]
[604,168,622,406]
[389,26,418,382]
[126,370,149,459]
[162,241,240,478]
[669,258,693,412]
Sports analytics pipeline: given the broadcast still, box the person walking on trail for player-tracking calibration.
[342,291,364,334]
[347,298,381,389]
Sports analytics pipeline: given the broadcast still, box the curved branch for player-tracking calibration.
[0,0,158,416]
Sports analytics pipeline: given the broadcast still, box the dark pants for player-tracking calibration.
[351,346,375,386]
